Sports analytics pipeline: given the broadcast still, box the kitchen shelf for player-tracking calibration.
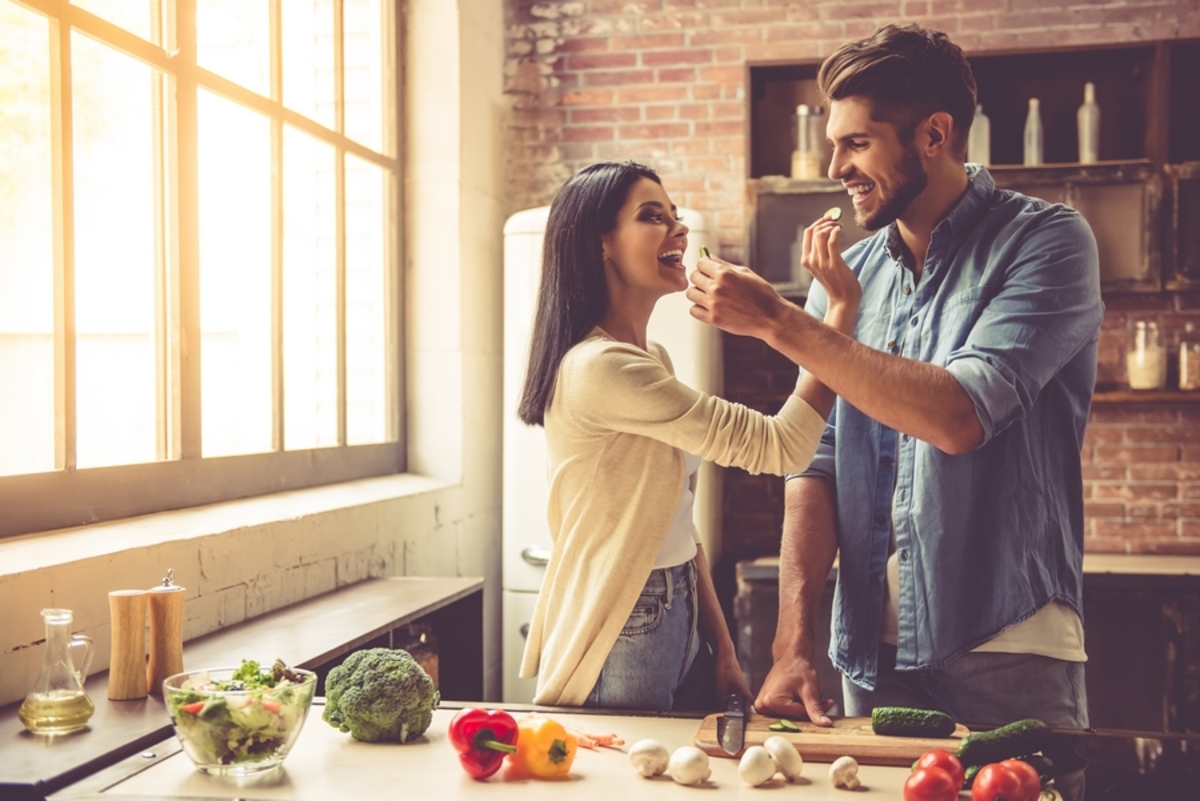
[1092,389,1200,403]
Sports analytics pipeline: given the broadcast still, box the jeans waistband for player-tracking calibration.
[644,558,697,603]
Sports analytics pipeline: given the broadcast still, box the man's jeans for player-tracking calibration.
[844,643,1089,800]
[583,559,704,711]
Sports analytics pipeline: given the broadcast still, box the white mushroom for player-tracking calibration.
[763,735,804,781]
[738,745,778,786]
[628,738,670,777]
[667,745,711,785]
[829,755,861,789]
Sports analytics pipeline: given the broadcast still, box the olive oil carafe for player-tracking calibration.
[18,608,95,734]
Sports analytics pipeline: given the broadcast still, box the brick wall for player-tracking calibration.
[503,0,1200,564]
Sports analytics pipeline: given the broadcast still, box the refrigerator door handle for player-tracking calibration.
[521,546,551,566]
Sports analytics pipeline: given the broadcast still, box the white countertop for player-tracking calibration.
[55,707,933,800]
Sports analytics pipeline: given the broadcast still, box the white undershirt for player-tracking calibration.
[880,548,1087,661]
[653,451,701,569]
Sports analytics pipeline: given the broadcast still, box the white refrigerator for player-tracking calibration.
[501,206,721,703]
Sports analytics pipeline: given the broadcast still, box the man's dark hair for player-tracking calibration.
[517,160,661,426]
[817,24,977,157]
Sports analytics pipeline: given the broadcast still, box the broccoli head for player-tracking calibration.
[321,647,439,743]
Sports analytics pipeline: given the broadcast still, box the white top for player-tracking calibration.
[653,451,702,569]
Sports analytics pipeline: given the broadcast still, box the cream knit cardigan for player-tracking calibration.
[519,328,827,706]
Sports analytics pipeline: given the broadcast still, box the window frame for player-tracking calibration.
[1,0,404,539]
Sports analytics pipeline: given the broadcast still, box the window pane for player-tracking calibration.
[197,0,269,97]
[72,35,159,469]
[345,153,387,444]
[72,0,156,42]
[0,2,54,477]
[283,126,336,449]
[282,0,335,130]
[198,90,272,456]
[343,0,383,151]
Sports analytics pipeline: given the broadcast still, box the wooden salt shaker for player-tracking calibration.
[146,569,185,696]
[108,589,149,700]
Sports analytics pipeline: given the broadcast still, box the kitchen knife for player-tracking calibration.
[718,692,745,755]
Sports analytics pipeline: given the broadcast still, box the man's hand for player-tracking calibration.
[802,218,861,318]
[686,254,791,339]
[754,652,836,726]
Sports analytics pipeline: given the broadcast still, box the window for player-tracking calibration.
[0,0,402,538]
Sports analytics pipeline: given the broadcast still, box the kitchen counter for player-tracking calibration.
[48,705,951,800]
[0,577,483,801]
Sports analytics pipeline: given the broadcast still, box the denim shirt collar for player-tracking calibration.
[883,164,996,266]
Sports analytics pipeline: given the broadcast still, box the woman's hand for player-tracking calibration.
[801,217,861,334]
[712,647,752,705]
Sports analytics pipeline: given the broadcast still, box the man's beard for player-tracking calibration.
[857,144,928,232]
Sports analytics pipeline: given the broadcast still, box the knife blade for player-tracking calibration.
[718,692,746,755]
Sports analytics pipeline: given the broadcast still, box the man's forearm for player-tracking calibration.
[773,476,839,662]
[768,303,983,455]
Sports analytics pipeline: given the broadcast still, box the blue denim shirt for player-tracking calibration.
[799,166,1103,690]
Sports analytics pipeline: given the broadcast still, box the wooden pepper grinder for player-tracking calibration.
[146,569,185,697]
[107,589,149,700]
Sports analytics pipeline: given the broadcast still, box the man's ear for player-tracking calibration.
[924,112,954,156]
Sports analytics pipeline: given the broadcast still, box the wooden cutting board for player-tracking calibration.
[694,713,969,766]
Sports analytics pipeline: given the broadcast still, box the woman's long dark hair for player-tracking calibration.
[517,161,662,426]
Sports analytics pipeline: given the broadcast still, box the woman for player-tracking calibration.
[517,161,858,710]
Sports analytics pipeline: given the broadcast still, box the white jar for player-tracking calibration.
[1126,320,1166,390]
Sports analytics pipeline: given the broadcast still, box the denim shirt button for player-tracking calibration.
[903,285,912,295]
[910,316,919,327]
[887,340,897,352]
[899,549,909,562]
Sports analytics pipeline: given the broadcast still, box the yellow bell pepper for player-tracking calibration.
[507,716,577,778]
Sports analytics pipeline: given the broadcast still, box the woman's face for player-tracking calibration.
[600,177,689,298]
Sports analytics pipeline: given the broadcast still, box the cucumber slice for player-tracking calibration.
[824,206,843,221]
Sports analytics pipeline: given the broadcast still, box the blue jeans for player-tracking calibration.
[844,643,1089,801]
[583,559,708,711]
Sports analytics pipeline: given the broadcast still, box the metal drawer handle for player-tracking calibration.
[521,547,551,566]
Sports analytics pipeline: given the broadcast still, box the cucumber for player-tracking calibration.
[870,706,957,738]
[954,718,1050,766]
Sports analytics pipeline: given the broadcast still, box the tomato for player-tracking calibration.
[971,762,1028,801]
[916,748,965,790]
[903,765,959,801]
[1000,759,1043,800]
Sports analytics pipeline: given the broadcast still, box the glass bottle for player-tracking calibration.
[1077,82,1100,164]
[1024,98,1043,166]
[1180,323,1200,391]
[968,104,991,166]
[17,608,95,734]
[791,104,825,180]
[1126,320,1167,390]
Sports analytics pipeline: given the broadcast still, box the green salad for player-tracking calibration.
[166,659,315,767]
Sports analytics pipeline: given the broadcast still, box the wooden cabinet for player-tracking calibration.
[747,39,1200,296]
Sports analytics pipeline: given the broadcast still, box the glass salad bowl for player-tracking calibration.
[163,662,317,776]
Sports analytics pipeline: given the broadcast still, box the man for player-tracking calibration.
[687,24,1102,734]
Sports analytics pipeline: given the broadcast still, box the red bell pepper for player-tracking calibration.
[448,708,519,780]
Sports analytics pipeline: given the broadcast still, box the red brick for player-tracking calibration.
[642,48,713,67]
[698,65,745,84]
[1185,484,1200,500]
[695,121,744,138]
[559,142,596,161]
[1093,520,1178,540]
[657,67,698,82]
[645,105,676,121]
[1094,445,1180,463]
[570,107,640,123]
[1085,502,1127,518]
[568,52,637,70]
[615,86,688,104]
[711,101,743,119]
[611,33,686,51]
[1083,537,1130,554]
[689,28,764,46]
[903,1,929,15]
[560,88,614,106]
[639,12,710,32]
[1090,407,1178,424]
[820,3,905,22]
[668,138,712,157]
[710,9,788,26]
[1127,504,1162,521]
[1129,463,1200,481]
[1163,502,1200,520]
[618,123,691,140]
[1083,464,1127,481]
[561,125,614,141]
[709,136,745,156]
[1181,522,1200,539]
[1093,483,1178,501]
[679,103,710,120]
[584,69,656,87]
[1129,539,1200,555]
[758,40,826,60]
[665,0,741,9]
[1124,425,1200,444]
[690,84,721,101]
[715,46,743,63]
[958,13,996,33]
[554,36,610,54]
[931,0,1005,14]
[765,23,846,42]
[687,156,731,173]
[1184,446,1200,462]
